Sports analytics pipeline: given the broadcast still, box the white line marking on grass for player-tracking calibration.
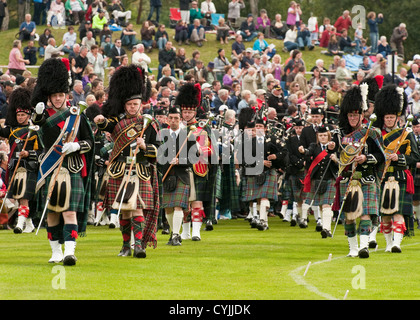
[289,241,420,300]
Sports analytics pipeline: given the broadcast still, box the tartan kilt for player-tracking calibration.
[219,163,241,213]
[40,171,86,213]
[284,173,304,203]
[161,179,190,209]
[339,180,379,217]
[7,169,37,201]
[380,180,413,217]
[304,179,336,207]
[242,169,278,202]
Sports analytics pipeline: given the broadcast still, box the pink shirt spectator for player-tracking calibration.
[8,47,26,72]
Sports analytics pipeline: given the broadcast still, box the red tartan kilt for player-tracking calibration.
[104,175,155,211]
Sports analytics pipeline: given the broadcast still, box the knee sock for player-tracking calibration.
[119,218,132,249]
[344,222,357,238]
[47,224,63,243]
[132,216,145,247]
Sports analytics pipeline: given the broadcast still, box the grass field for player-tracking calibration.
[1,216,419,301]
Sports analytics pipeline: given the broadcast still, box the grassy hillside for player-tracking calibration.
[0,24,334,84]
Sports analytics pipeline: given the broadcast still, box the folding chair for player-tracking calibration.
[169,8,181,28]
[211,13,225,27]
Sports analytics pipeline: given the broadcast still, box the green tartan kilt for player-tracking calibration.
[283,173,304,203]
[380,179,413,217]
[7,169,37,201]
[242,169,278,202]
[40,171,86,213]
[339,181,379,217]
[218,163,241,213]
[304,179,335,207]
[161,179,190,209]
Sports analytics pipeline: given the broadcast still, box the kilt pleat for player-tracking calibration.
[242,169,278,202]
[304,179,336,207]
[161,179,190,209]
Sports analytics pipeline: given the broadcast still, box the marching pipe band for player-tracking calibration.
[1,59,419,266]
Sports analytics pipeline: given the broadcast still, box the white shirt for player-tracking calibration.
[132,51,151,69]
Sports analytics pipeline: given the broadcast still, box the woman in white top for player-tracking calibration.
[283,25,298,52]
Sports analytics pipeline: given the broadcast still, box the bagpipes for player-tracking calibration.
[332,113,377,238]
[113,114,154,217]
[162,112,215,183]
[379,114,414,215]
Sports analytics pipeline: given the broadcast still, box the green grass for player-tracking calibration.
[1,216,419,300]
[0,25,335,83]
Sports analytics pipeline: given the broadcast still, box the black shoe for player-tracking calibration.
[205,220,213,231]
[391,246,402,253]
[63,255,77,266]
[118,247,132,256]
[358,247,370,258]
[290,218,297,227]
[316,220,322,232]
[257,221,269,231]
[321,229,332,238]
[133,245,146,258]
[171,234,182,246]
[13,227,23,234]
[250,218,258,228]
[192,236,201,241]
[368,240,377,249]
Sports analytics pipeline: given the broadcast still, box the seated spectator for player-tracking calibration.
[253,32,276,59]
[328,55,341,72]
[222,65,234,89]
[140,20,155,52]
[213,48,230,70]
[132,43,151,70]
[335,58,353,83]
[308,67,321,88]
[110,0,132,26]
[213,88,237,113]
[188,60,206,84]
[326,78,343,107]
[204,62,216,83]
[240,14,258,42]
[23,40,37,65]
[189,49,201,69]
[175,47,191,72]
[92,9,108,33]
[358,55,372,74]
[87,44,106,80]
[155,24,169,50]
[74,45,89,80]
[188,18,206,47]
[47,0,65,27]
[269,54,282,82]
[319,24,332,48]
[297,23,314,51]
[377,35,392,57]
[44,37,65,60]
[271,14,287,40]
[65,0,86,25]
[71,79,85,106]
[216,17,230,45]
[38,28,54,58]
[62,26,77,53]
[82,31,96,50]
[327,33,342,56]
[339,29,357,54]
[231,58,244,81]
[353,70,365,85]
[86,0,109,22]
[231,34,245,61]
[367,56,387,78]
[99,24,113,43]
[157,41,176,80]
[237,89,252,114]
[283,25,298,52]
[19,14,36,41]
[256,9,271,38]
[121,23,138,50]
[79,20,94,42]
[175,20,189,45]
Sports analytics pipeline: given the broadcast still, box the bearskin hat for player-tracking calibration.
[174,82,201,112]
[102,64,151,118]
[84,103,102,122]
[373,84,407,129]
[6,87,33,127]
[238,107,256,131]
[360,75,383,103]
[338,85,368,134]
[31,58,72,107]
